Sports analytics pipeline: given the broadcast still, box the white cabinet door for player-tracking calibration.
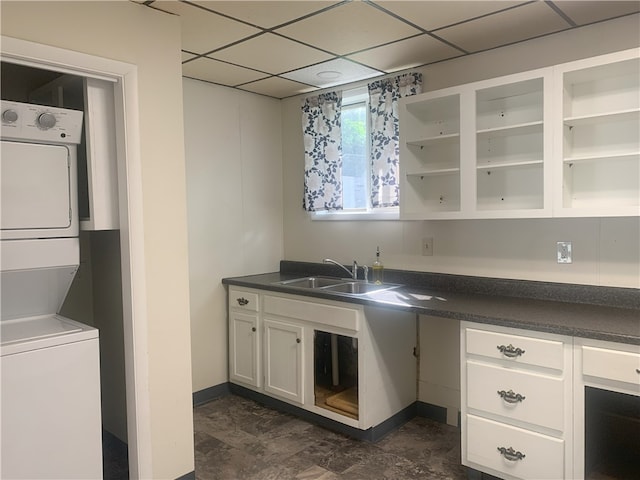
[263,317,304,404]
[229,311,260,388]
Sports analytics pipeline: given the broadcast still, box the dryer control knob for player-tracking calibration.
[2,109,18,123]
[37,112,57,129]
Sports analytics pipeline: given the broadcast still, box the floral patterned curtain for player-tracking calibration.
[302,92,343,212]
[368,73,422,208]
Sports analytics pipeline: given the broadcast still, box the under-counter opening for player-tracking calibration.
[585,386,639,480]
[314,330,358,420]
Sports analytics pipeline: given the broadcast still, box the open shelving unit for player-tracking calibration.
[475,77,546,212]
[400,92,462,217]
[399,48,640,220]
[555,51,640,216]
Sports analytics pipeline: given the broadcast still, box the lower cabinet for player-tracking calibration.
[228,287,417,432]
[573,337,640,480]
[461,321,573,480]
[462,322,640,480]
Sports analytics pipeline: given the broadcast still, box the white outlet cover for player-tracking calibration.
[557,241,572,264]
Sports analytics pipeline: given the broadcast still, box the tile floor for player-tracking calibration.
[193,394,469,480]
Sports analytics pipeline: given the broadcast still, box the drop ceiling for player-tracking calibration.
[138,0,640,99]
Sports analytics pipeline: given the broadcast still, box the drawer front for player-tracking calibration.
[263,295,359,331]
[466,327,564,370]
[467,361,564,431]
[466,414,564,480]
[582,345,640,385]
[229,289,259,312]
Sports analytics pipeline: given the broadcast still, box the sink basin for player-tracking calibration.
[323,281,401,295]
[276,276,402,296]
[277,276,345,289]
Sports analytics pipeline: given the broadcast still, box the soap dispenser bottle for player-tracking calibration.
[372,246,384,284]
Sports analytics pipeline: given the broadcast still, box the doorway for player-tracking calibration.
[1,37,151,479]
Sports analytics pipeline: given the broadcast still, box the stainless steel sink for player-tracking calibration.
[322,281,401,295]
[277,276,345,289]
[276,276,401,295]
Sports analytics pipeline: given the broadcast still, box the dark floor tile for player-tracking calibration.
[193,395,469,480]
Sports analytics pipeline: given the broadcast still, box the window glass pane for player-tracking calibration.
[341,102,368,209]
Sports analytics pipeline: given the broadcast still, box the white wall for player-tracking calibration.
[281,15,640,417]
[1,2,195,478]
[183,78,284,392]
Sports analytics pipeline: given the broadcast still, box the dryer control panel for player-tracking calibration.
[1,100,83,144]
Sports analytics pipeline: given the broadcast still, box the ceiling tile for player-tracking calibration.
[182,57,268,86]
[551,1,640,25]
[281,58,382,88]
[152,1,261,54]
[347,34,464,72]
[182,51,197,62]
[239,77,317,98]
[209,33,333,74]
[192,1,340,28]
[375,1,527,31]
[436,1,572,53]
[275,1,420,55]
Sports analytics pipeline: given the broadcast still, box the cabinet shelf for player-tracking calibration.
[477,159,543,170]
[406,132,460,147]
[563,151,640,164]
[564,108,639,127]
[407,168,460,178]
[477,121,542,138]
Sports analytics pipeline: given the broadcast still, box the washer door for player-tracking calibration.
[1,141,74,237]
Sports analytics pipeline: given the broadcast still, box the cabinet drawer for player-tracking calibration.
[264,295,359,331]
[582,345,640,385]
[466,327,564,370]
[466,414,564,480]
[229,289,259,312]
[467,361,564,431]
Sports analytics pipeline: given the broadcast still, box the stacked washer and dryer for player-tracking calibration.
[1,101,103,479]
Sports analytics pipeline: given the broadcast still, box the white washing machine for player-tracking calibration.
[1,101,103,479]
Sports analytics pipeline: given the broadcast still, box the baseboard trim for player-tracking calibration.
[230,384,421,442]
[175,470,195,480]
[193,384,458,435]
[416,401,448,424]
[192,382,231,406]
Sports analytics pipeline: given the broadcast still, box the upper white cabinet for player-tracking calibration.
[400,68,552,219]
[475,76,551,216]
[401,91,463,218]
[553,49,640,217]
[400,48,640,220]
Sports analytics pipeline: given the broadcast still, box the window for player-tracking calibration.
[303,73,422,220]
[312,88,399,220]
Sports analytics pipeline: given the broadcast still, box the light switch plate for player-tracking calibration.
[557,241,572,264]
[422,237,433,256]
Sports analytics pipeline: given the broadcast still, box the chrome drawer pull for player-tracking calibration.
[497,446,526,461]
[236,297,249,306]
[497,344,525,358]
[497,389,526,403]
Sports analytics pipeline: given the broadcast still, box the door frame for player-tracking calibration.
[1,35,152,479]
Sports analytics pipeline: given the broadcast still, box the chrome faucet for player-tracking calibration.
[323,258,359,280]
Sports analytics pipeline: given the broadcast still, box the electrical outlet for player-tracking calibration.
[557,241,572,264]
[422,237,433,256]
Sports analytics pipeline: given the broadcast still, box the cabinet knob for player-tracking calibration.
[236,297,249,306]
[497,446,526,462]
[251,327,256,332]
[296,338,301,344]
[497,344,525,358]
[497,389,526,404]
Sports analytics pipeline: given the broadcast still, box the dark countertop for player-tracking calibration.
[222,264,640,345]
